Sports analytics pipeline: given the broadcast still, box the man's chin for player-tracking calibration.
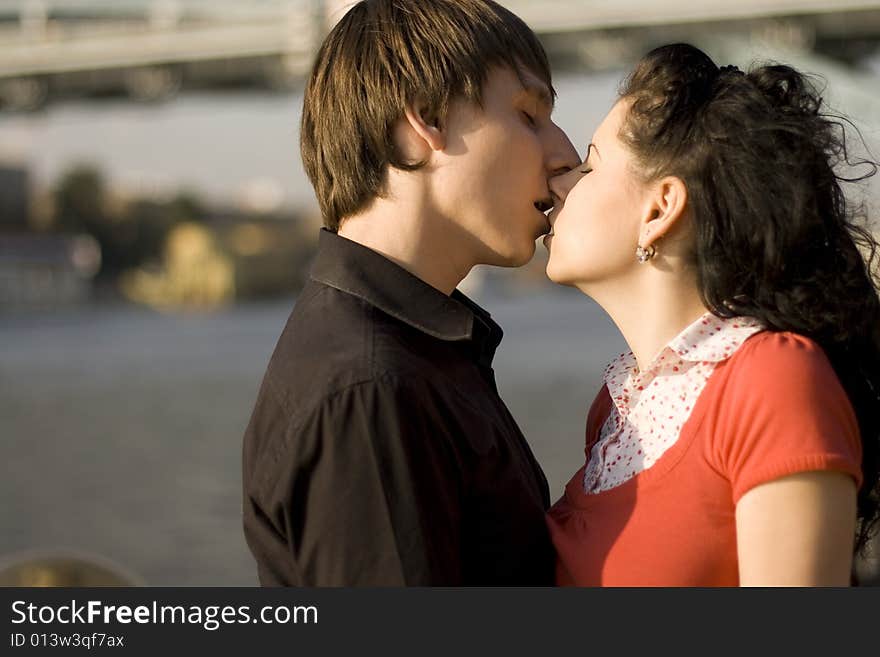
[502,241,537,268]
[475,237,537,269]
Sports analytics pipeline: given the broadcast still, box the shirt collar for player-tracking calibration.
[309,229,503,357]
[603,311,765,391]
[667,312,764,364]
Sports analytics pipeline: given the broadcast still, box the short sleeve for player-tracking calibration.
[710,332,863,503]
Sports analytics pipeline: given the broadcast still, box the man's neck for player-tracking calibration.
[337,196,474,296]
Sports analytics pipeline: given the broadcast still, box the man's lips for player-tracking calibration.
[534,198,554,236]
[534,198,554,213]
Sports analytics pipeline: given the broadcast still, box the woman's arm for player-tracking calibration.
[735,470,857,586]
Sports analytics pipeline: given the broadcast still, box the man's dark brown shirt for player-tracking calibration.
[242,229,554,586]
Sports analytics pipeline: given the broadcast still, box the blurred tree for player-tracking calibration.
[54,165,125,277]
[167,191,203,224]
[55,165,105,231]
[54,165,201,279]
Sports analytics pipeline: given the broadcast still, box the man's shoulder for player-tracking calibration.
[261,279,460,415]
[264,282,371,406]
[273,279,370,362]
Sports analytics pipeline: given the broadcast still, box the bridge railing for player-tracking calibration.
[496,0,880,33]
[1,1,879,111]
[0,1,322,108]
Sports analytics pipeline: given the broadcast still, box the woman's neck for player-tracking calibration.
[583,270,709,373]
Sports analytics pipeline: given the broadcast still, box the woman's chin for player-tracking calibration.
[545,260,573,287]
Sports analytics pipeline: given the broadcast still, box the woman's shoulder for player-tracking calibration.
[708,328,851,422]
[704,328,862,500]
[726,329,835,383]
[738,327,823,352]
[706,326,857,446]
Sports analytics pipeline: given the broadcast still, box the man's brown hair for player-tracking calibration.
[301,0,554,230]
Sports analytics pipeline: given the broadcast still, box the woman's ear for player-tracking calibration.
[639,176,688,248]
[403,103,445,152]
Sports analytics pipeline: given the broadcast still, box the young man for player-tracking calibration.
[242,0,578,586]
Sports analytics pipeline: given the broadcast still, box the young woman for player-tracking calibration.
[544,43,880,586]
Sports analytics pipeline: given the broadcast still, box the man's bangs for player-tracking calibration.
[462,3,555,103]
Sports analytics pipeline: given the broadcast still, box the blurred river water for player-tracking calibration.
[1,288,626,585]
[4,287,878,585]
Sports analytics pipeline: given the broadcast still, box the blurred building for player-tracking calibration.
[0,163,102,309]
[220,217,316,301]
[0,164,29,230]
[119,208,319,310]
[120,221,234,309]
[0,232,101,309]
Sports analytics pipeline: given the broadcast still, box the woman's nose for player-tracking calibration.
[549,167,579,203]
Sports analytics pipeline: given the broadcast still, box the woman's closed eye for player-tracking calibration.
[580,143,598,174]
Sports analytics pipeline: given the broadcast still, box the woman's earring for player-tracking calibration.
[636,244,656,263]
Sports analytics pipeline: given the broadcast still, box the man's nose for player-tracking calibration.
[546,124,580,178]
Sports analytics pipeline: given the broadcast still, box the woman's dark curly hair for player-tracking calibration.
[618,43,880,554]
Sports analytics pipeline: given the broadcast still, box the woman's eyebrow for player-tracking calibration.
[587,143,601,160]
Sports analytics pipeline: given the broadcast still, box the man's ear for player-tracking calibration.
[639,176,688,248]
[403,103,445,152]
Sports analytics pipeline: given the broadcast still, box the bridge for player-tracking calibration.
[499,0,880,33]
[0,0,878,109]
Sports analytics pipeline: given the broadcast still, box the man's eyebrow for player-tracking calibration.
[520,79,554,111]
